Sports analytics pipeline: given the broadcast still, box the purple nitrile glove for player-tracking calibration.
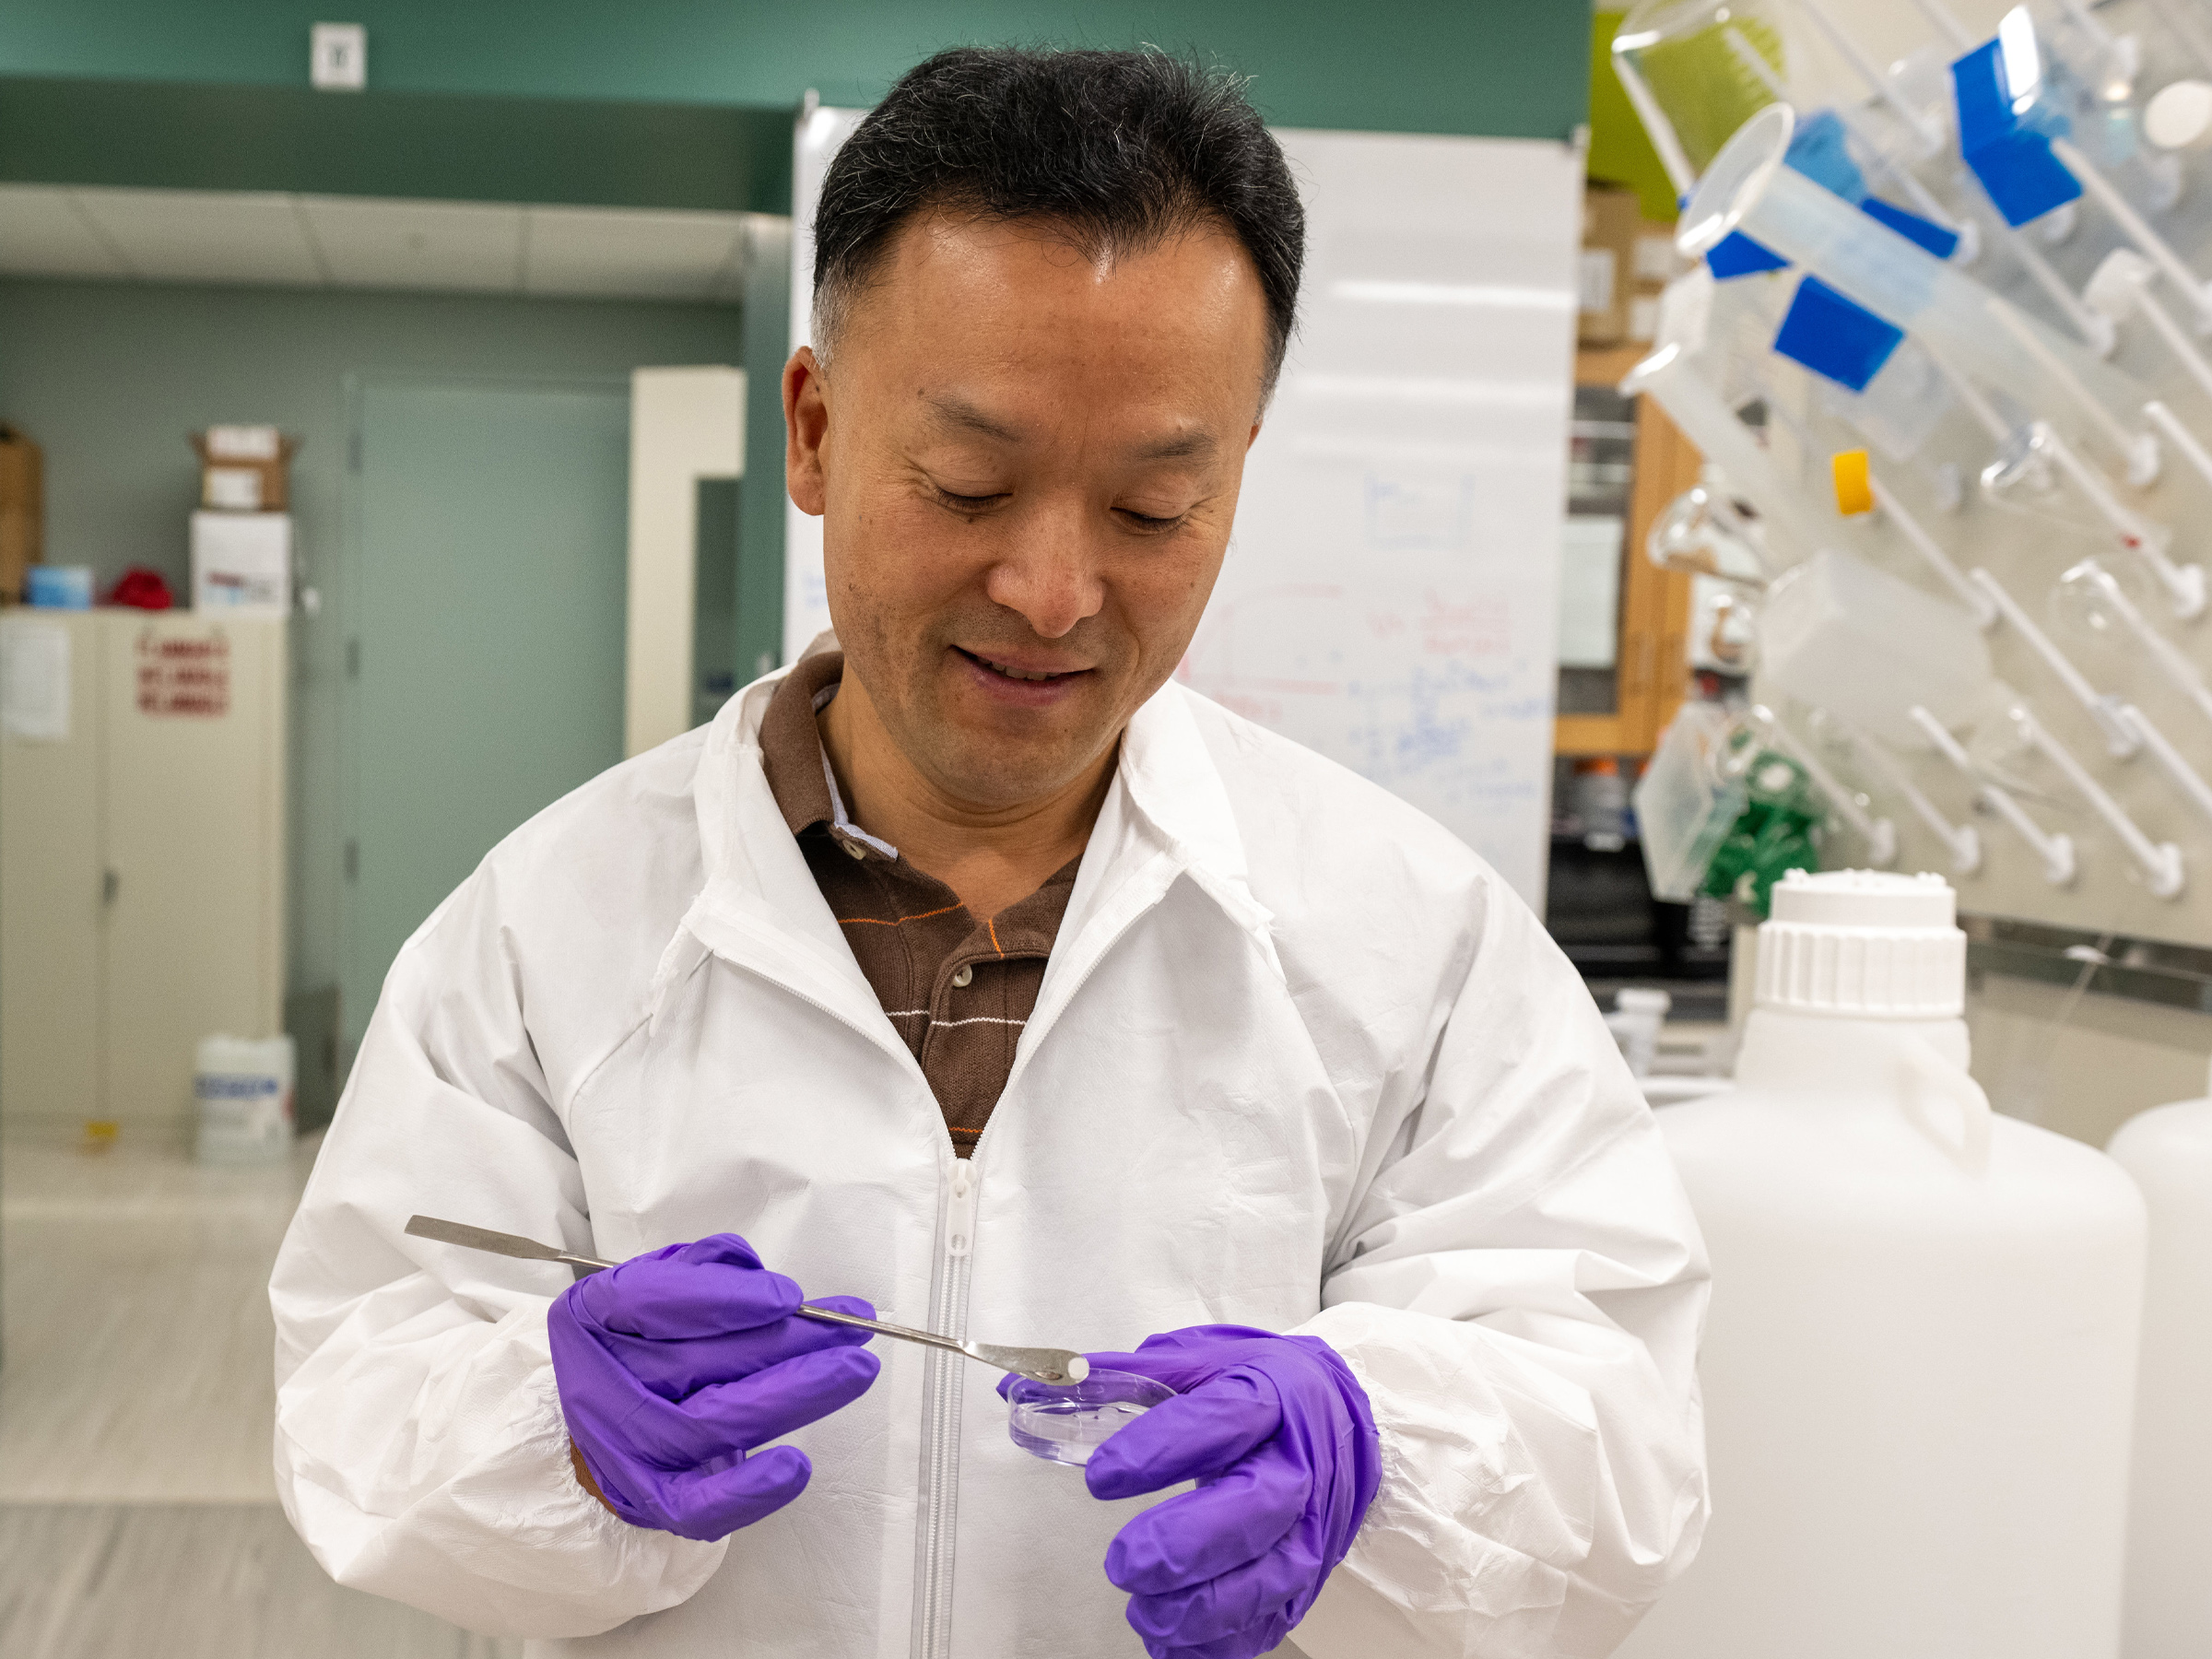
[1003,1324,1381,1659]
[547,1232,879,1542]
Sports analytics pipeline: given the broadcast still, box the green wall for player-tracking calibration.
[0,277,745,1013]
[2,1,1590,141]
[0,76,797,210]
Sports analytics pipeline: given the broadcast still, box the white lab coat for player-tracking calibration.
[271,670,1709,1659]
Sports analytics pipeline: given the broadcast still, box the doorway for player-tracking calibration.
[340,373,630,1051]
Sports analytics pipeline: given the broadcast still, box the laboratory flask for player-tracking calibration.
[2107,1071,2212,1659]
[1619,870,2145,1659]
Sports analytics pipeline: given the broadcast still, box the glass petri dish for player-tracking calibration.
[1006,1370,1176,1466]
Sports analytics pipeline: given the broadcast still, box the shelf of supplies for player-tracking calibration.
[1555,346,1700,760]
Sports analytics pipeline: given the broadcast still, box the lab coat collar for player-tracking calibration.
[673,664,1281,1045]
[664,666,912,1065]
[1109,680,1281,976]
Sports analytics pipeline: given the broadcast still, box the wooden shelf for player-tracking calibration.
[1555,345,1700,760]
[1571,341,1650,389]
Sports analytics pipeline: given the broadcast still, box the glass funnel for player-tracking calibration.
[1648,468,1772,586]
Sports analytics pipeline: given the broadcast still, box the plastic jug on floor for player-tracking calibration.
[194,1034,295,1164]
[1621,869,2145,1659]
[2107,1064,2212,1659]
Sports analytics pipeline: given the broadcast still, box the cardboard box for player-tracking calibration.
[190,426,300,513]
[1579,184,1642,347]
[1628,223,1687,345]
[0,423,43,604]
[192,511,292,615]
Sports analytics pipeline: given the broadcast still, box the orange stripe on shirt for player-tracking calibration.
[986,917,1005,958]
[837,903,965,927]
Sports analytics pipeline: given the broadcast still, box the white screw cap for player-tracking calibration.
[2147,80,2212,152]
[1757,869,1964,1018]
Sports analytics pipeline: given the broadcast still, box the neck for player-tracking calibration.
[817,673,1116,918]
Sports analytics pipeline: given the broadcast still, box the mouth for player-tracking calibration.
[953,646,1090,685]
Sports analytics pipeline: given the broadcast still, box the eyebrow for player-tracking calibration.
[1134,429,1218,461]
[925,394,1023,444]
[923,393,1217,463]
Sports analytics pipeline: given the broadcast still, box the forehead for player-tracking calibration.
[837,208,1270,385]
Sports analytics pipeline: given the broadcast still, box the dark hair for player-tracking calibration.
[812,47,1304,396]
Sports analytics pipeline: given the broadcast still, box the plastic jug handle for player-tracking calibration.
[1894,1032,1993,1173]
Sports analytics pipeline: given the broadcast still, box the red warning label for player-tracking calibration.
[136,630,230,717]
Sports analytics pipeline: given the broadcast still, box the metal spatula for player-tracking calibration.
[404,1214,1089,1385]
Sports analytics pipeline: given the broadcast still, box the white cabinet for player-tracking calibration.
[1,611,285,1139]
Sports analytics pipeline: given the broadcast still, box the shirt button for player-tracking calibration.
[842,840,866,860]
[952,964,974,988]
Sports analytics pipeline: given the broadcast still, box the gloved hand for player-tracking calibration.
[1039,1324,1382,1659]
[547,1233,880,1541]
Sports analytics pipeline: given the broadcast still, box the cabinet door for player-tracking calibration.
[0,611,101,1130]
[100,613,285,1129]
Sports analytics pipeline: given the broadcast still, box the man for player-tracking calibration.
[273,47,1708,1659]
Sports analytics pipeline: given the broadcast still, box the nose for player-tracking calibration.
[981,506,1105,640]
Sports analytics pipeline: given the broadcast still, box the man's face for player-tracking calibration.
[784,210,1272,810]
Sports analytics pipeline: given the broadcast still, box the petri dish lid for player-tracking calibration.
[1006,1370,1176,1467]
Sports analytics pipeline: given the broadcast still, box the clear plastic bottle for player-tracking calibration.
[2106,1066,2212,1659]
[1620,870,2146,1659]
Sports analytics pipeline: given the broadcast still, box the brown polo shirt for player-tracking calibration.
[757,651,1079,1156]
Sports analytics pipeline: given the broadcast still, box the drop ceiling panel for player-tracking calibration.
[70,188,325,287]
[524,206,744,300]
[0,184,749,304]
[298,194,526,291]
[0,184,129,279]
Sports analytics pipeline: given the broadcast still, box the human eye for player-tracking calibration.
[928,483,1010,517]
[1115,509,1184,532]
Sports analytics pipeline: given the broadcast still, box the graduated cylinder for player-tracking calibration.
[1620,871,2146,1659]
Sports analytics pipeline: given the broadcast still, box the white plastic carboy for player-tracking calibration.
[2107,1062,2212,1659]
[1619,870,2147,1659]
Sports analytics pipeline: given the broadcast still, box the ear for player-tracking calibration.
[784,347,830,517]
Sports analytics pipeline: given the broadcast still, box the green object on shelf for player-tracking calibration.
[1700,750,1821,918]
[1591,9,1682,222]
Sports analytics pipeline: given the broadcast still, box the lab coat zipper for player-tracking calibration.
[666,929,969,1659]
[694,850,1193,1659]
[908,877,1183,1658]
[913,1159,978,1659]
[682,923,995,1659]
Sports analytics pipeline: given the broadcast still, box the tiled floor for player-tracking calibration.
[0,1505,512,1659]
[0,1135,517,1657]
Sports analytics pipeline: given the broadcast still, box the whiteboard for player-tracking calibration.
[784,103,870,660]
[786,117,1580,906]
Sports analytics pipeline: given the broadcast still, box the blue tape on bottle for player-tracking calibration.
[1861,196,1960,260]
[1772,276,1905,392]
[1951,40,2017,151]
[1962,132,2083,226]
[1784,110,1867,203]
[1709,229,1790,278]
[1950,37,2083,227]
